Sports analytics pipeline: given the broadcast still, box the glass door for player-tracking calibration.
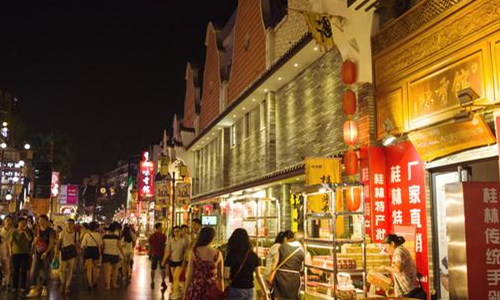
[432,171,459,300]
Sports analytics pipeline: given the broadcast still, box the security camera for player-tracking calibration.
[457,87,480,107]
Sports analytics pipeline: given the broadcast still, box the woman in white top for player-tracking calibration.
[101,223,125,290]
[121,225,136,281]
[81,221,102,289]
[264,231,286,279]
[162,226,186,299]
[54,219,79,293]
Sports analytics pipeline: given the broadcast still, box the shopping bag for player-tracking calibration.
[51,258,60,270]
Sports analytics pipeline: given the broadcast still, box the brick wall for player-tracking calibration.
[227,0,267,104]
[276,48,346,169]
[200,24,222,132]
[272,0,309,63]
[183,64,199,129]
[228,104,268,186]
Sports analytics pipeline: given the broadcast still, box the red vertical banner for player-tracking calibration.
[359,147,372,238]
[462,182,500,300]
[385,141,429,293]
[360,146,388,242]
[139,151,154,201]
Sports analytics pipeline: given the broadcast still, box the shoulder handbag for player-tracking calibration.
[207,250,250,300]
[266,246,301,285]
[61,231,78,261]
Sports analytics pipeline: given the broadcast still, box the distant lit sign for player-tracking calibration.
[66,185,78,205]
[51,172,60,197]
[139,151,154,200]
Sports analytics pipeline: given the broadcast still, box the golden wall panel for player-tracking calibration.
[376,87,405,139]
[408,49,486,129]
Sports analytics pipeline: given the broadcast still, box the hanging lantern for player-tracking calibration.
[343,120,359,146]
[346,186,362,212]
[342,60,357,85]
[344,150,358,176]
[342,89,357,115]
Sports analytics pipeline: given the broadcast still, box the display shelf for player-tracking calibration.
[305,238,365,246]
[335,211,364,216]
[306,264,366,275]
[301,183,367,300]
[306,213,333,219]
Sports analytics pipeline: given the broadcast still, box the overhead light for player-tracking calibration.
[382,133,397,147]
[233,115,236,118]
[18,160,25,167]
[0,143,6,149]
[24,143,31,150]
[252,98,256,102]
[382,118,396,147]
[294,63,299,67]
[5,194,12,201]
[264,89,268,92]
[278,77,282,81]
[242,107,246,110]
[314,46,319,51]
[2,122,7,127]
[458,87,480,107]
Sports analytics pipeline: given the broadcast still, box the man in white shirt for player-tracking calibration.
[0,215,14,290]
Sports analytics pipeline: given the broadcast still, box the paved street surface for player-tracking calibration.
[2,254,172,300]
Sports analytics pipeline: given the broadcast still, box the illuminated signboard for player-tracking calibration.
[139,151,154,200]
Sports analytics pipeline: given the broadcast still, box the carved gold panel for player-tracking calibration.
[408,49,485,129]
[376,88,406,139]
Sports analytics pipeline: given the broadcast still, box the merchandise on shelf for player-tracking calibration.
[339,244,391,271]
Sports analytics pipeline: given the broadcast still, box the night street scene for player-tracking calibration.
[0,0,497,299]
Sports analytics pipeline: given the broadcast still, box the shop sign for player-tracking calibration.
[408,51,484,122]
[155,179,170,205]
[139,151,154,201]
[459,182,500,300]
[385,141,429,294]
[305,157,341,185]
[360,146,388,243]
[51,172,60,197]
[60,185,67,204]
[175,182,191,205]
[66,185,78,205]
[408,115,496,162]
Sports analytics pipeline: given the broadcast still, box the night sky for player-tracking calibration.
[0,0,237,183]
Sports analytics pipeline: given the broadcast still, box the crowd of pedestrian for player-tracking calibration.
[149,217,306,300]
[0,214,138,297]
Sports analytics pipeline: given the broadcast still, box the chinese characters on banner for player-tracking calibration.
[66,185,78,205]
[385,141,429,294]
[139,151,154,201]
[461,182,500,300]
[360,147,388,242]
[305,157,341,185]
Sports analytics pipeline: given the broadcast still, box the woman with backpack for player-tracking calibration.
[224,228,269,300]
[81,221,102,289]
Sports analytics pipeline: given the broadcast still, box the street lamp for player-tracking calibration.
[24,143,30,150]
[0,143,7,149]
[5,193,12,201]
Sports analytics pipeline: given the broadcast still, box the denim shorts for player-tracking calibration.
[227,287,254,300]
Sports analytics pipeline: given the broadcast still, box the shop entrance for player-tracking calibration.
[430,157,499,299]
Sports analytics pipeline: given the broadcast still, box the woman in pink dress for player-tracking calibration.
[183,227,223,300]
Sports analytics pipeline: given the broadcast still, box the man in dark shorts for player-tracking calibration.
[149,222,166,289]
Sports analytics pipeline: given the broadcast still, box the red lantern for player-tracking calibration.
[346,186,362,212]
[343,150,358,175]
[342,60,357,85]
[342,90,357,115]
[343,120,358,145]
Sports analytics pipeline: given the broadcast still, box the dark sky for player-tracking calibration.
[0,0,237,183]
